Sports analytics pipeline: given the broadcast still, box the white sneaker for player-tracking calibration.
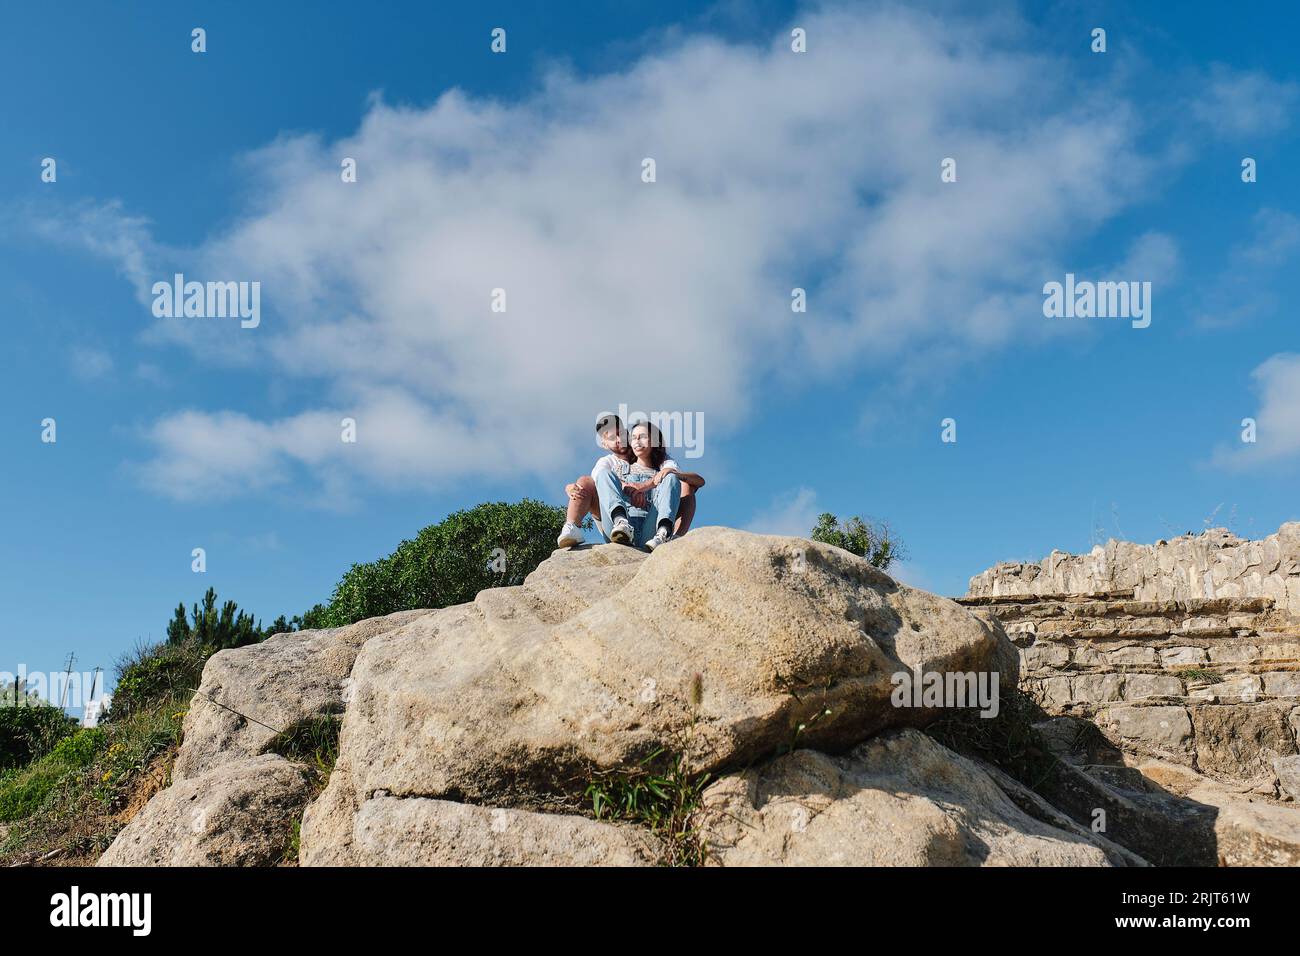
[646,527,674,551]
[610,516,635,545]
[555,522,585,549]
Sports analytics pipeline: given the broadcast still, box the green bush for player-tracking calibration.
[0,699,78,771]
[0,728,105,822]
[48,728,106,768]
[92,704,185,803]
[315,499,567,627]
[810,513,905,571]
[110,640,211,719]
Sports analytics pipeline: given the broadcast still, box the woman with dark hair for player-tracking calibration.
[626,422,706,514]
[631,419,669,470]
[620,419,706,549]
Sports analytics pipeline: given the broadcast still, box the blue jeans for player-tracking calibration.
[593,469,680,546]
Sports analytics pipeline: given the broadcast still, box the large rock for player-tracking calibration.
[320,795,660,866]
[1191,703,1297,779]
[174,610,431,781]
[98,755,312,867]
[1095,705,1195,765]
[694,729,1128,866]
[307,530,1010,824]
[1273,756,1300,801]
[1060,757,1300,867]
[1186,783,1300,866]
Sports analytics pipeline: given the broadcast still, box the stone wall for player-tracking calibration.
[967,523,1300,617]
[959,592,1300,792]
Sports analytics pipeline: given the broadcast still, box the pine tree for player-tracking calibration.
[165,588,266,650]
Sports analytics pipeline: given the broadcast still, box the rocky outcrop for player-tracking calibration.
[967,524,1300,616]
[174,609,431,781]
[695,728,1137,866]
[1112,759,1300,867]
[101,525,1300,868]
[104,529,1030,868]
[341,796,662,866]
[97,755,312,867]
[300,528,1012,863]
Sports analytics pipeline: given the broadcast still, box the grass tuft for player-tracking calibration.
[584,744,712,867]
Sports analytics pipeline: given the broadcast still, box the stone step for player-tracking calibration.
[1021,669,1300,709]
[1027,619,1247,640]
[1021,639,1300,671]
[964,595,1293,646]
[958,589,1135,606]
[959,595,1275,620]
[986,616,1268,645]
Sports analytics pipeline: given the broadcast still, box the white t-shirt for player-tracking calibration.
[591,454,679,481]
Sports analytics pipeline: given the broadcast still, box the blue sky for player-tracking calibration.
[2,1,1298,703]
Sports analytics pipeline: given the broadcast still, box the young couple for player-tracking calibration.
[556,414,706,551]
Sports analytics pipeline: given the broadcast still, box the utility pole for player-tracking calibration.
[57,652,76,711]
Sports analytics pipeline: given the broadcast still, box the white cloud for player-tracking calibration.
[43,5,1167,503]
[134,387,521,505]
[26,200,157,295]
[70,347,114,381]
[1114,231,1180,284]
[744,487,820,538]
[1194,208,1299,330]
[245,531,283,552]
[1212,353,1300,470]
[1192,64,1299,137]
[1239,208,1300,266]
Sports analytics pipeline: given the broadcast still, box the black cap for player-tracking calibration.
[595,413,623,434]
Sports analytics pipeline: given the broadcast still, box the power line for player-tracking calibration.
[57,652,77,711]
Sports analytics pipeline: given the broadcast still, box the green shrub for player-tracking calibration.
[295,604,329,630]
[810,513,905,571]
[266,716,341,780]
[0,699,78,771]
[0,728,105,822]
[110,640,211,719]
[92,704,185,803]
[315,499,568,627]
[49,728,106,767]
[0,701,185,864]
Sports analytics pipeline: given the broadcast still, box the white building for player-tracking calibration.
[81,694,112,728]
